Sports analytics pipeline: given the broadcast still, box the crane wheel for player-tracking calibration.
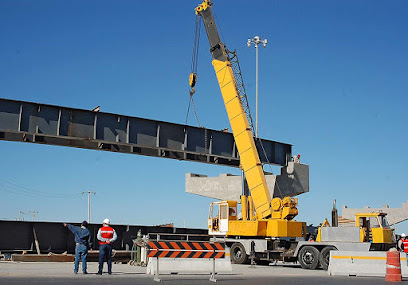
[230,242,248,264]
[298,246,320,270]
[319,246,337,271]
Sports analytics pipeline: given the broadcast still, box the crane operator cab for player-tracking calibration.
[208,201,237,236]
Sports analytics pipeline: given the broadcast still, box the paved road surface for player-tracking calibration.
[0,261,406,284]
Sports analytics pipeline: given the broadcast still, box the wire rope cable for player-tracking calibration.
[186,15,202,127]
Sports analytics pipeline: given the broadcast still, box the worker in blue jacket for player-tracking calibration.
[64,221,93,274]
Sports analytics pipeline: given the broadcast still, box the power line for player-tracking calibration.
[0,178,82,197]
[0,178,82,199]
[0,186,38,198]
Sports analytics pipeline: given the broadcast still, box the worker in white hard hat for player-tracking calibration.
[399,233,408,266]
[96,218,117,275]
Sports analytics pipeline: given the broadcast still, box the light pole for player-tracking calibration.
[82,190,96,223]
[247,36,267,138]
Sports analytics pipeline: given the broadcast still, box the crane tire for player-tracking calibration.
[230,242,248,264]
[319,246,337,271]
[298,246,320,270]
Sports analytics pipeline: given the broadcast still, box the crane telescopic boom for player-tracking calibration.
[195,0,273,220]
[195,0,303,239]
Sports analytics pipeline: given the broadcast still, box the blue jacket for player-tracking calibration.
[66,224,92,249]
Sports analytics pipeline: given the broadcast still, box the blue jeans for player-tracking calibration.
[74,244,88,273]
[98,244,112,274]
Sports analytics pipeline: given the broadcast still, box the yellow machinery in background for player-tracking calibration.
[316,212,393,244]
[309,212,395,270]
[356,212,393,243]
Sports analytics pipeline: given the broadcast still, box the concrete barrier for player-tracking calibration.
[328,251,408,277]
[146,241,232,282]
[146,256,233,274]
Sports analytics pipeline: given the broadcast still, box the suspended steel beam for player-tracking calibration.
[0,98,292,167]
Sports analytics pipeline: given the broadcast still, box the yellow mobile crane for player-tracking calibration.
[191,1,395,268]
[193,0,305,239]
[192,0,306,264]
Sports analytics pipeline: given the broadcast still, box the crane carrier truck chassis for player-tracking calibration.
[211,204,395,270]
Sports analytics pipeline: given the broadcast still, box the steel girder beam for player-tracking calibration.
[0,98,292,167]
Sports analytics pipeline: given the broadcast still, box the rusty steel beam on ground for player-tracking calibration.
[11,254,75,262]
[0,98,292,167]
[11,251,131,263]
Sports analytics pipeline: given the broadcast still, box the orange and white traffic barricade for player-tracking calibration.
[385,248,402,282]
[146,240,231,282]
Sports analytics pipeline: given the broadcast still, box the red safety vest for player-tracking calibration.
[99,226,114,245]
[402,238,408,253]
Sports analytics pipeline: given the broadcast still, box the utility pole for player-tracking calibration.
[18,210,24,221]
[29,210,38,221]
[82,190,96,223]
[247,36,268,138]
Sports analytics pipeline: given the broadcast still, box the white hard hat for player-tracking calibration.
[103,218,110,225]
[401,233,406,238]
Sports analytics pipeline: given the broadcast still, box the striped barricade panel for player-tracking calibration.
[147,241,225,259]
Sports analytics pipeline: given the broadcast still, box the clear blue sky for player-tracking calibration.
[0,0,407,233]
